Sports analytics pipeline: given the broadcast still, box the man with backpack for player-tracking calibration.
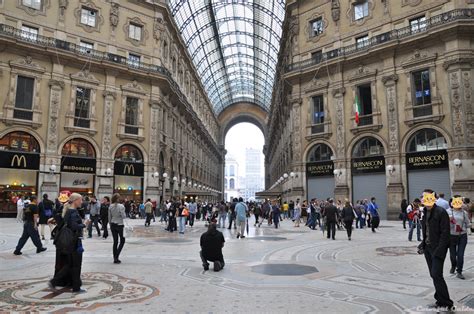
[38,194,54,240]
[13,195,47,255]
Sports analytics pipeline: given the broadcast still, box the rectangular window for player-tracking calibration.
[128,53,141,67]
[310,18,324,37]
[356,35,369,49]
[410,16,427,33]
[312,95,324,124]
[79,40,94,54]
[357,84,373,125]
[125,97,139,135]
[74,87,91,128]
[15,76,34,110]
[80,7,97,27]
[412,69,431,106]
[129,23,142,41]
[311,50,323,63]
[22,0,41,10]
[21,25,38,42]
[354,1,369,20]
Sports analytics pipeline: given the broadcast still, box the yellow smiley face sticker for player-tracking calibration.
[451,197,463,209]
[422,192,437,207]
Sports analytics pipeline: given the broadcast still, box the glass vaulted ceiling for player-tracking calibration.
[169,0,285,114]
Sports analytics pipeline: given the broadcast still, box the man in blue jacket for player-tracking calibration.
[235,197,248,239]
[367,197,380,233]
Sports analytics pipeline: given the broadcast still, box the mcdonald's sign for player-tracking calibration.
[114,160,144,177]
[61,156,96,174]
[0,151,40,170]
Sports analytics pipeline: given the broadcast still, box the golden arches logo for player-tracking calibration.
[11,155,26,168]
[123,164,135,175]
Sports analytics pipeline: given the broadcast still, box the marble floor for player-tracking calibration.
[0,217,473,313]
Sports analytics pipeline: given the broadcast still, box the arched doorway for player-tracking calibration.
[0,131,41,215]
[306,143,335,201]
[60,138,96,196]
[351,137,387,219]
[113,144,144,202]
[406,128,449,201]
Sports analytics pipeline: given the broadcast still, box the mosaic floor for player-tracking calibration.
[0,217,473,313]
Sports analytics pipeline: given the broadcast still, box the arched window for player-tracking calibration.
[224,178,228,189]
[0,131,40,153]
[229,178,235,189]
[62,138,95,157]
[229,165,235,176]
[307,143,333,162]
[352,137,385,158]
[407,129,447,152]
[114,144,143,162]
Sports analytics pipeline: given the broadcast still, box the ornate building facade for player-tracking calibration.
[0,0,223,214]
[266,0,474,219]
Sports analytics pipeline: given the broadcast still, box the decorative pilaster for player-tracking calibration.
[149,100,161,164]
[102,91,116,159]
[382,74,400,153]
[46,79,64,154]
[332,87,346,158]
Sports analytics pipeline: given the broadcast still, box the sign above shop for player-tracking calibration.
[114,160,144,177]
[352,156,385,174]
[61,156,96,174]
[306,161,334,177]
[406,149,449,170]
[0,151,40,170]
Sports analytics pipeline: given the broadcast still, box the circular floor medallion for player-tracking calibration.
[251,263,318,276]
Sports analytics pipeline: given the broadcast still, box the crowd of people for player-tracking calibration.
[10,188,473,310]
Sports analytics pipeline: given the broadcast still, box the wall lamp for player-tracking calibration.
[49,164,57,174]
[162,172,168,179]
[152,171,159,178]
[387,165,395,175]
[453,158,462,168]
[333,169,342,177]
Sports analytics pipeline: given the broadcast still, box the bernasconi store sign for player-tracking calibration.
[306,161,334,177]
[351,156,385,174]
[406,149,449,170]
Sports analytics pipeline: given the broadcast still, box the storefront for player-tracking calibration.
[351,137,388,219]
[60,138,96,196]
[0,131,40,215]
[114,144,144,202]
[406,129,450,201]
[306,143,335,200]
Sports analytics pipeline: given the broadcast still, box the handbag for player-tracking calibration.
[53,221,77,254]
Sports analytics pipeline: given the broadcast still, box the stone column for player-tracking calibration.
[445,60,474,199]
[145,99,161,201]
[290,98,305,200]
[332,87,349,201]
[383,74,404,220]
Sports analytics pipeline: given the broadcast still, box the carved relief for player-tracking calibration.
[332,88,346,157]
[402,0,422,6]
[292,102,302,161]
[331,0,341,22]
[383,75,399,153]
[110,3,119,28]
[462,71,473,144]
[449,71,463,146]
[149,101,160,163]
[46,80,64,153]
[348,65,377,82]
[401,49,437,69]
[101,91,116,159]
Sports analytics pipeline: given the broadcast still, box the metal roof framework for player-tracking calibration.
[169,0,285,114]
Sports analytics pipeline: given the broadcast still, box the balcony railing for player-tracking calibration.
[413,104,433,118]
[74,117,90,129]
[358,115,373,126]
[311,123,325,134]
[286,9,474,72]
[125,125,139,135]
[13,109,33,121]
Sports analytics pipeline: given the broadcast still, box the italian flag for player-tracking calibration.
[354,94,361,125]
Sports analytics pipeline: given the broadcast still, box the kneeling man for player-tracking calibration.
[200,220,225,271]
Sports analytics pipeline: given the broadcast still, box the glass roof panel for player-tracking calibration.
[169,0,285,114]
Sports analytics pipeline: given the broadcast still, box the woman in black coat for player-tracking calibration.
[49,193,86,293]
[341,200,356,241]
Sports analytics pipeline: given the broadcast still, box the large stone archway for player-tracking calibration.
[218,102,268,145]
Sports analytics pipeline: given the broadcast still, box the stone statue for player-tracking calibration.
[110,3,119,28]
[331,0,340,22]
[154,17,166,42]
